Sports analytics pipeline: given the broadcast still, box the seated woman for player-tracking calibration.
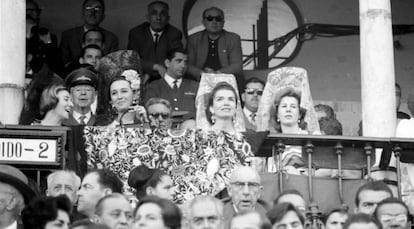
[95,50,147,127]
[128,164,174,201]
[132,195,181,229]
[205,82,240,134]
[195,74,246,133]
[273,90,309,135]
[22,195,72,229]
[99,75,148,127]
[255,67,320,172]
[33,83,73,126]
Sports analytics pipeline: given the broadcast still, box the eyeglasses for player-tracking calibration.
[149,113,170,119]
[204,16,223,22]
[245,88,263,96]
[84,6,103,12]
[231,181,261,189]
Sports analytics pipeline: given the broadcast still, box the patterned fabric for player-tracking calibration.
[256,67,320,134]
[84,127,252,204]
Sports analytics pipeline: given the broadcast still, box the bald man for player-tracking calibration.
[224,166,269,229]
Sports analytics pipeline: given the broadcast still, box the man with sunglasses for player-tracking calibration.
[145,98,173,129]
[128,1,183,83]
[60,0,119,66]
[241,78,265,131]
[374,198,410,229]
[223,166,269,229]
[187,6,244,92]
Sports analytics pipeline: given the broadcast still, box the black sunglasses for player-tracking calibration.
[204,16,223,22]
[149,113,170,119]
[245,88,263,96]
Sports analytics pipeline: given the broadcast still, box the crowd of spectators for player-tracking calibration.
[13,0,414,229]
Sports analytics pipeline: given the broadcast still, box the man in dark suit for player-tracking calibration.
[0,165,35,229]
[223,166,269,229]
[63,68,98,126]
[186,6,244,91]
[241,77,265,131]
[145,48,198,117]
[60,0,118,66]
[127,1,183,83]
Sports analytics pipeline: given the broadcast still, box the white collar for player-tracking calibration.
[149,27,163,37]
[164,73,182,88]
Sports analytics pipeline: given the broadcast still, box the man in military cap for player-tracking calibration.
[63,67,99,126]
[0,165,35,229]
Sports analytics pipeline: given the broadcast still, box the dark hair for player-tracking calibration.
[343,213,382,229]
[244,77,265,91]
[267,202,305,226]
[22,195,72,229]
[87,169,123,193]
[274,90,307,132]
[314,104,336,119]
[128,165,168,199]
[273,189,305,206]
[322,207,349,225]
[83,0,105,12]
[133,196,181,229]
[373,197,409,220]
[166,48,188,61]
[355,181,393,206]
[319,117,343,135]
[83,28,106,43]
[202,6,224,19]
[205,82,238,124]
[148,1,169,12]
[81,44,102,58]
[39,83,69,116]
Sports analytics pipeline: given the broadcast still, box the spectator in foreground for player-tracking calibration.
[22,195,72,229]
[354,181,393,215]
[374,198,410,229]
[187,195,224,229]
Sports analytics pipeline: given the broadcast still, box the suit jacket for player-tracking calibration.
[60,26,119,65]
[222,199,270,229]
[144,78,199,114]
[62,113,96,126]
[186,30,243,80]
[127,23,183,75]
[243,112,257,131]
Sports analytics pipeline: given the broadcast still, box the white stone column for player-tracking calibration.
[0,0,26,124]
[360,0,396,137]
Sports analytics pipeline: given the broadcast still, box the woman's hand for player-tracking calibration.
[129,105,149,124]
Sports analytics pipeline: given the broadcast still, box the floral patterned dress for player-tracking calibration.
[84,127,252,204]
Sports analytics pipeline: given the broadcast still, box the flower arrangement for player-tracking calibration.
[121,69,140,91]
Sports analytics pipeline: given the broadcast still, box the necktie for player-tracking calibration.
[79,115,86,125]
[250,113,256,123]
[173,80,179,90]
[154,33,160,47]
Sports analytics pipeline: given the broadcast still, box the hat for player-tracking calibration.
[65,68,99,88]
[0,165,35,204]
